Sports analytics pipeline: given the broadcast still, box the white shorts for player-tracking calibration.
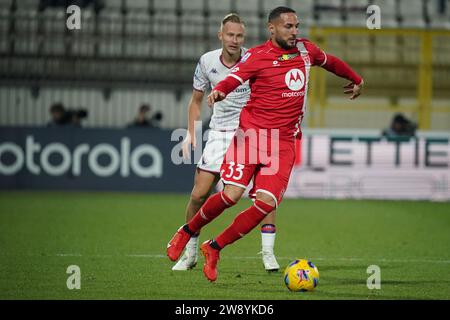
[197,129,236,173]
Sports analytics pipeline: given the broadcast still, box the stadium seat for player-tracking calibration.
[206,13,226,38]
[180,0,204,14]
[72,34,95,57]
[179,1,206,38]
[291,0,314,27]
[243,15,265,44]
[153,11,178,37]
[433,34,450,63]
[80,8,95,33]
[316,0,344,27]
[427,0,450,29]
[236,0,261,15]
[97,36,122,57]
[123,37,150,58]
[345,33,371,62]
[205,12,234,42]
[399,0,426,28]
[101,0,122,11]
[0,0,8,11]
[39,8,66,55]
[371,0,399,28]
[181,39,207,59]
[70,9,94,56]
[402,34,421,64]
[0,0,11,8]
[13,36,35,55]
[98,9,123,35]
[15,0,38,13]
[14,9,38,43]
[206,0,232,13]
[125,11,151,36]
[344,0,370,27]
[325,34,347,60]
[262,0,290,14]
[154,0,178,12]
[97,10,124,57]
[180,14,205,37]
[125,0,149,12]
[151,36,181,60]
[373,35,399,64]
[0,6,8,54]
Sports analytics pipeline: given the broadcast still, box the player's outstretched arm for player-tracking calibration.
[207,74,243,107]
[343,79,364,100]
[207,90,226,107]
[182,90,204,159]
[320,54,364,100]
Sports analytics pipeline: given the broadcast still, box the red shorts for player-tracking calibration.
[220,128,296,206]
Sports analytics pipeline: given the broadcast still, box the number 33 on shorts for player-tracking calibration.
[221,161,244,180]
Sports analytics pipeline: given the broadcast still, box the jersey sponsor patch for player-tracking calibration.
[240,52,251,63]
[301,52,311,66]
[285,69,305,91]
[278,52,299,61]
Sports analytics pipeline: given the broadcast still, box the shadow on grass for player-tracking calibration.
[324,276,450,286]
[312,290,427,300]
[319,264,403,272]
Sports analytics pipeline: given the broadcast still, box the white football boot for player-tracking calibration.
[171,237,198,271]
[260,249,280,272]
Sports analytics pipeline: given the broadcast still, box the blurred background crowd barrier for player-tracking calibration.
[0,0,449,199]
[0,0,449,130]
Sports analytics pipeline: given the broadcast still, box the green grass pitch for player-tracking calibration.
[0,191,449,300]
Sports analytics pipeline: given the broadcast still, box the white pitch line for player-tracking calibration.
[3,253,450,264]
[125,254,450,264]
[127,254,166,258]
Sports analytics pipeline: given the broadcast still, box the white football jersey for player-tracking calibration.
[193,48,250,130]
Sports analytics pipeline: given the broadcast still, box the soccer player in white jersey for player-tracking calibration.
[172,13,280,272]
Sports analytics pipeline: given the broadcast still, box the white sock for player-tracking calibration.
[261,233,276,253]
[186,236,199,255]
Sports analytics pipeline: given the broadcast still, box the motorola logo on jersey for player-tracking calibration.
[285,69,305,91]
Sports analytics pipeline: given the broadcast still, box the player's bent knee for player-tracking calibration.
[223,184,245,203]
[190,191,209,205]
[255,192,277,208]
[254,199,276,216]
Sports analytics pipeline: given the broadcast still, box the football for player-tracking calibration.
[283,259,320,292]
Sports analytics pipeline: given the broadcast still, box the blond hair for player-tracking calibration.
[220,13,245,31]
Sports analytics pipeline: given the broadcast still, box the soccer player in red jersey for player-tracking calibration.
[173,14,280,272]
[167,6,364,282]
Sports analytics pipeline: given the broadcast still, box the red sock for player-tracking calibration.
[188,191,236,233]
[215,200,276,249]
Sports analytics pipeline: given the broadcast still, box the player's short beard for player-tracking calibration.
[275,36,295,50]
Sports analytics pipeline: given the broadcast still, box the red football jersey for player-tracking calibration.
[217,39,327,140]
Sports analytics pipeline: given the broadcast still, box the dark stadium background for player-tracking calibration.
[0,0,449,301]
